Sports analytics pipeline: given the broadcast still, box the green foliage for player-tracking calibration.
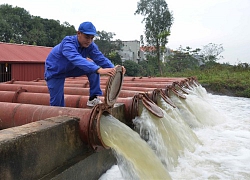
[94,30,123,57]
[135,0,173,75]
[138,59,156,77]
[166,46,200,73]
[164,63,250,98]
[95,31,115,55]
[94,30,123,64]
[123,60,140,76]
[0,4,76,46]
[107,51,122,65]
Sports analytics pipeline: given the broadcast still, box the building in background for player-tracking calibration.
[117,40,172,63]
[118,40,143,63]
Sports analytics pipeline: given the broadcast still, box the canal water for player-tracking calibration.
[99,86,250,180]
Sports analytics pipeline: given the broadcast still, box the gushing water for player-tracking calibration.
[100,114,171,180]
[169,89,250,180]
[158,97,201,153]
[133,104,200,171]
[169,86,226,127]
[100,85,250,179]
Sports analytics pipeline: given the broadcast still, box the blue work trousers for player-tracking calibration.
[46,68,102,107]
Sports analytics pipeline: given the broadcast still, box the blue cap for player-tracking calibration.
[78,21,97,36]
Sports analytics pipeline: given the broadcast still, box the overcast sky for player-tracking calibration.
[1,0,250,65]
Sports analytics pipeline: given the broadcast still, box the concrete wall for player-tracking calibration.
[0,103,126,180]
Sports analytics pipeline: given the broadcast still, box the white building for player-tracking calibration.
[117,40,173,63]
[118,40,142,63]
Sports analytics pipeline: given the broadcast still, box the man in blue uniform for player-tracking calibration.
[45,21,124,107]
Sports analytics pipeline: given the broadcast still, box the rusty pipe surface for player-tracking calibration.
[5,80,163,93]
[0,83,90,95]
[0,83,49,93]
[0,90,90,108]
[0,83,155,98]
[6,79,172,89]
[0,102,109,152]
[65,76,186,82]
[0,89,128,109]
[0,90,163,123]
[0,78,196,102]
[120,82,171,88]
[6,76,187,90]
[5,80,91,88]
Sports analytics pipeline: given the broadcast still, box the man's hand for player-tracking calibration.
[97,66,126,76]
[97,67,116,76]
[115,65,126,75]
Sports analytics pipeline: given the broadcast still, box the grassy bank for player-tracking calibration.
[165,64,250,98]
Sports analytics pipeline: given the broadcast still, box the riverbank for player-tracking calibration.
[201,84,238,97]
[165,63,250,98]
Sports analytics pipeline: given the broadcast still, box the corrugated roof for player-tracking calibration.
[0,42,52,63]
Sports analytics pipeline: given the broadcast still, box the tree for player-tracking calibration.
[201,43,224,65]
[139,55,159,76]
[135,0,173,75]
[94,30,123,65]
[123,60,140,76]
[107,51,122,65]
[0,4,32,44]
[166,46,200,73]
[94,30,122,56]
[0,4,76,46]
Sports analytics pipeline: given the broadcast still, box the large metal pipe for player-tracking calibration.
[0,89,90,108]
[0,83,91,95]
[0,80,192,106]
[64,76,186,82]
[7,77,187,90]
[0,83,154,98]
[0,102,109,151]
[0,90,165,123]
[6,79,173,88]
[120,82,170,88]
[0,78,196,102]
[5,80,167,91]
[0,89,137,109]
[5,80,90,88]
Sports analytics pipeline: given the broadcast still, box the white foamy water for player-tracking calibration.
[100,88,250,180]
[169,94,250,180]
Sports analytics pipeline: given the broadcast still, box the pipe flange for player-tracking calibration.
[88,104,112,152]
[104,65,124,107]
[172,81,189,94]
[165,85,186,99]
[159,89,176,108]
[137,93,164,118]
[180,79,192,90]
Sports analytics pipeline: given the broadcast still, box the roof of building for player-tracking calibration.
[0,42,52,63]
[140,46,156,52]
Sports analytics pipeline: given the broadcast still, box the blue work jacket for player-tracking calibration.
[44,35,114,80]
